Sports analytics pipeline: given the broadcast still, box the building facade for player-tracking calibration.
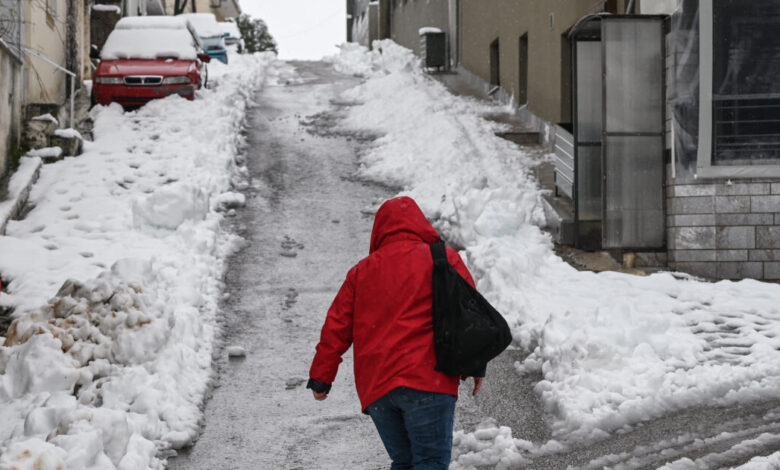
[346,0,780,281]
[163,0,240,21]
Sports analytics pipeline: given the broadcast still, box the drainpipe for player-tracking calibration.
[22,47,77,128]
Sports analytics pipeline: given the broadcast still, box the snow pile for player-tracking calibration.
[418,27,443,35]
[30,113,58,125]
[451,420,532,469]
[114,16,189,31]
[53,128,83,140]
[26,147,62,158]
[0,51,277,468]
[330,40,780,449]
[326,41,420,78]
[132,183,209,230]
[92,4,121,14]
[735,451,780,469]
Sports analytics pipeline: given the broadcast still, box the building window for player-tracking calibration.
[518,33,528,105]
[711,0,780,164]
[489,38,500,86]
[696,0,780,177]
[47,0,57,17]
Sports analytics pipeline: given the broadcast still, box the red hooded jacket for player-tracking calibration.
[309,197,476,411]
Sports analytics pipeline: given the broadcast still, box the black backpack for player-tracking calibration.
[429,241,513,377]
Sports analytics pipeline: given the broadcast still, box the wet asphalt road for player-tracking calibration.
[169,61,780,469]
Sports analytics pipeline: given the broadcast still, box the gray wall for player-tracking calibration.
[389,0,451,61]
[0,43,23,178]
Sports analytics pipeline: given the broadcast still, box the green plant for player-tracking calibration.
[236,14,278,54]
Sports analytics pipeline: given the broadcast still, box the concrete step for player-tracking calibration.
[495,131,540,145]
[541,193,574,245]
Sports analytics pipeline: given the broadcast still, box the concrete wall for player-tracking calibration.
[459,0,630,125]
[388,0,450,61]
[0,44,23,178]
[24,0,69,107]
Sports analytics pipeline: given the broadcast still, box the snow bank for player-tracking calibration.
[0,51,277,468]
[330,39,780,454]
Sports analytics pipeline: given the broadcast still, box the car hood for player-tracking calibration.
[98,59,196,76]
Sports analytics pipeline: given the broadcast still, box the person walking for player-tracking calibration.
[307,196,483,469]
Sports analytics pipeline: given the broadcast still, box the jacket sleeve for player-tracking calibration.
[446,247,476,288]
[308,267,356,388]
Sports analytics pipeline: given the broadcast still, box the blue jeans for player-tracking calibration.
[366,387,456,470]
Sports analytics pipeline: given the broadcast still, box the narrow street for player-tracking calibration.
[170,60,780,469]
[169,62,394,468]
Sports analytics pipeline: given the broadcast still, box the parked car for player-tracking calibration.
[178,13,228,64]
[91,16,210,107]
[218,21,243,53]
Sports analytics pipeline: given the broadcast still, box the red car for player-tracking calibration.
[92,17,210,107]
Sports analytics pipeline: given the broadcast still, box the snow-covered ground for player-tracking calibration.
[328,41,780,468]
[3,37,780,469]
[0,52,279,469]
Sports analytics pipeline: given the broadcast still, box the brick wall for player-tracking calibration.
[667,166,780,280]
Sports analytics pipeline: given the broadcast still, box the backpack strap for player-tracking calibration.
[430,241,448,267]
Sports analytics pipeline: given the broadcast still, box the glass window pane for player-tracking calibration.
[603,136,665,248]
[603,19,664,134]
[712,0,780,163]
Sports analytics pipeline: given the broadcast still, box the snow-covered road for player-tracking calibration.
[168,61,393,469]
[4,40,780,469]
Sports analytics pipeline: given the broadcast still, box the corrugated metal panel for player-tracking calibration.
[575,40,603,222]
[554,126,574,199]
[602,17,665,249]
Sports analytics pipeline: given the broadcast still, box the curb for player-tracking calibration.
[0,156,43,235]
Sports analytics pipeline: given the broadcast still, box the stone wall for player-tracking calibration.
[667,166,780,280]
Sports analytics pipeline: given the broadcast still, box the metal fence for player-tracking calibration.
[0,0,22,60]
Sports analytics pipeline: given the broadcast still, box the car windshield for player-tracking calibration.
[101,28,199,60]
[201,36,225,48]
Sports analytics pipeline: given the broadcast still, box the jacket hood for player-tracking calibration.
[369,197,440,254]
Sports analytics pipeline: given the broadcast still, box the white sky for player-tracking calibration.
[241,0,347,60]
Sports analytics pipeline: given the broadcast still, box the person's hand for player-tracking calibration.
[312,390,328,401]
[460,376,484,396]
[472,377,483,396]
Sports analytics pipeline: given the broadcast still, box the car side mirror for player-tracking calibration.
[198,52,211,63]
[90,44,100,60]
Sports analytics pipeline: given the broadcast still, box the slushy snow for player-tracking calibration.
[328,40,780,466]
[0,52,275,468]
